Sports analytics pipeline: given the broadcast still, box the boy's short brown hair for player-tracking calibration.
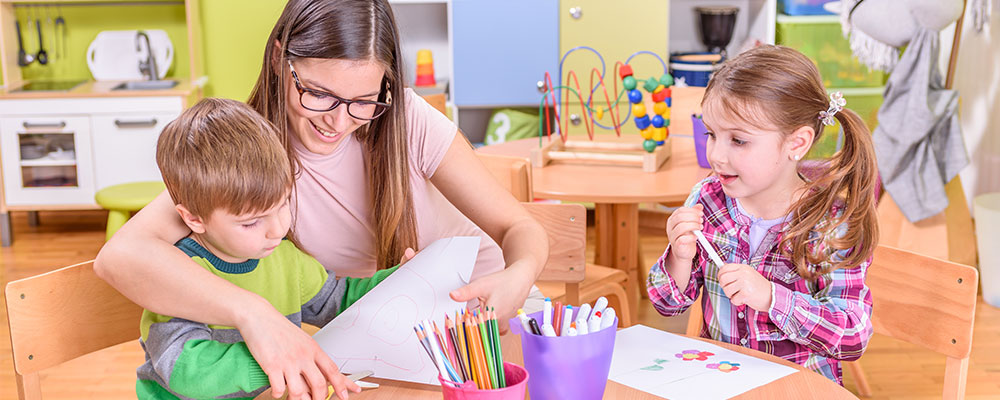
[156,98,292,219]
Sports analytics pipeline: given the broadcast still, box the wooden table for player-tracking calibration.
[476,87,712,320]
[347,333,858,400]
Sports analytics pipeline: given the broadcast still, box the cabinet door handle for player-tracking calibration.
[22,121,66,129]
[569,6,582,19]
[114,118,158,128]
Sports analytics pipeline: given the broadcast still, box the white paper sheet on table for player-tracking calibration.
[313,236,479,385]
[609,325,798,400]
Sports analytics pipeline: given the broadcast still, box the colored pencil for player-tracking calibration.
[472,313,492,389]
[459,310,473,382]
[477,312,497,389]
[465,313,484,389]
[446,316,467,381]
[490,309,506,388]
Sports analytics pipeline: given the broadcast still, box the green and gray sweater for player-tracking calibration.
[136,237,396,400]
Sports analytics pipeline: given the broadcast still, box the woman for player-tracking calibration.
[95,1,548,399]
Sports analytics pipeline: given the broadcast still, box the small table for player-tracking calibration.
[476,87,711,320]
[347,333,858,399]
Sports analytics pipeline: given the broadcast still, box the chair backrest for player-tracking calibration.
[867,245,978,400]
[420,93,448,116]
[5,260,144,399]
[476,153,533,202]
[521,202,586,306]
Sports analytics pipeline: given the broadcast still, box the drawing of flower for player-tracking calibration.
[674,350,714,361]
[706,361,741,372]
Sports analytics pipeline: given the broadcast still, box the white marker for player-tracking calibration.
[541,323,557,337]
[694,230,725,267]
[588,310,603,333]
[577,303,592,322]
[575,315,589,335]
[542,298,552,326]
[561,305,574,336]
[600,307,617,330]
[516,309,532,333]
[591,297,608,320]
[567,326,578,337]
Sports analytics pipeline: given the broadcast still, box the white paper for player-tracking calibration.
[313,236,479,384]
[609,325,797,400]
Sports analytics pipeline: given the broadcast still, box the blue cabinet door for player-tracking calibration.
[452,0,558,107]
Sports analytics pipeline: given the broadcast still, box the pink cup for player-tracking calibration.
[439,362,529,400]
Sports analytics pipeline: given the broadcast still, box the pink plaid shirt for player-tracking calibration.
[647,177,873,384]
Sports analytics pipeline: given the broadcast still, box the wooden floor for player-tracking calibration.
[1,210,999,399]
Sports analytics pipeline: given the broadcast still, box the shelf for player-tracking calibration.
[20,158,76,167]
[775,14,840,24]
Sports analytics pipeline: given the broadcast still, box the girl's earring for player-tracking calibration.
[793,154,802,161]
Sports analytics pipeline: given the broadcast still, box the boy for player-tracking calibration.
[136,98,396,399]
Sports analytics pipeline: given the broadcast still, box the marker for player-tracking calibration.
[567,326,578,337]
[561,305,574,336]
[553,301,563,336]
[542,298,552,326]
[600,307,617,330]
[588,311,603,333]
[516,309,532,333]
[694,230,725,267]
[591,297,608,320]
[541,323,557,337]
[575,314,589,335]
[528,317,543,336]
[577,303,592,323]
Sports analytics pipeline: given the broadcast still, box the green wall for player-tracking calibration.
[8,1,285,101]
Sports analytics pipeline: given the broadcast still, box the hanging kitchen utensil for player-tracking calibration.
[35,16,48,65]
[54,5,66,61]
[15,17,34,66]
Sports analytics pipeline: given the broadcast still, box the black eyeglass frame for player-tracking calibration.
[286,59,392,121]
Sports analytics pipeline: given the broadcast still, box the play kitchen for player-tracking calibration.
[0,0,204,246]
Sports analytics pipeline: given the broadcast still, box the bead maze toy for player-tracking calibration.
[531,48,675,173]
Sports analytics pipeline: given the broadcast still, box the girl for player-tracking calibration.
[647,45,878,384]
[95,1,548,399]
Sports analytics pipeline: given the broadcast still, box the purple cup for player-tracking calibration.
[691,114,711,169]
[508,310,617,400]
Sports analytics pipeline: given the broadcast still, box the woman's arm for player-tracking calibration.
[431,133,549,321]
[95,191,356,400]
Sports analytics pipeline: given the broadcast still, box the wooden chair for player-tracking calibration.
[866,245,978,400]
[5,260,144,399]
[476,152,632,326]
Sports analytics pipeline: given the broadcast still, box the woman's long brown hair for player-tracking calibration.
[703,45,879,279]
[247,0,416,270]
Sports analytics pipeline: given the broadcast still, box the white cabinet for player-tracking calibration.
[0,116,95,205]
[91,111,177,190]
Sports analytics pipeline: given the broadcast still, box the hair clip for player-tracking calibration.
[818,91,846,126]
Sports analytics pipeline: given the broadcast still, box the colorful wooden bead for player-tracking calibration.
[643,139,657,153]
[619,65,634,78]
[651,88,669,103]
[666,97,672,107]
[653,127,667,141]
[653,102,668,115]
[664,118,670,127]
[659,73,674,87]
[623,76,637,91]
[628,89,643,104]
[634,115,651,130]
[643,76,659,93]
[595,107,604,120]
[651,115,664,128]
[640,127,653,140]
[632,103,647,118]
[662,107,671,120]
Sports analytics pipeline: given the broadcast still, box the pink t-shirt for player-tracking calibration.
[289,88,504,280]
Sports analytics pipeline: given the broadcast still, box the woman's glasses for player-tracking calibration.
[287,60,391,121]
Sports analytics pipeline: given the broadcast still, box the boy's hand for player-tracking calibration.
[718,263,773,312]
[666,204,704,262]
[239,307,360,400]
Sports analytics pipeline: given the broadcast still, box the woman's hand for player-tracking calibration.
[718,263,774,312]
[238,304,360,400]
[450,259,536,327]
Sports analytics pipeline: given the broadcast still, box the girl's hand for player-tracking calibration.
[718,263,774,312]
[399,247,417,266]
[450,259,535,331]
[239,306,360,400]
[666,204,705,262]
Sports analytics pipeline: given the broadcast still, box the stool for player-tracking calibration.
[94,181,166,241]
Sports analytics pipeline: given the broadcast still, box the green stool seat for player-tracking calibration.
[95,181,166,241]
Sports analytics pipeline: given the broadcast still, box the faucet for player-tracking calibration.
[135,31,159,81]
